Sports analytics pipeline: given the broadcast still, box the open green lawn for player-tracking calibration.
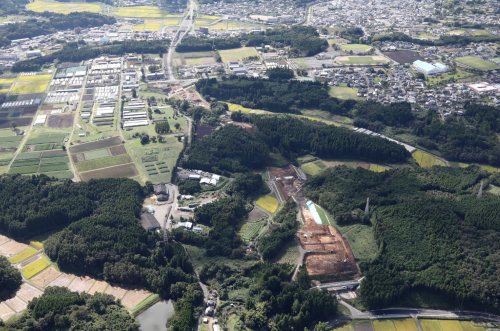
[329,86,363,100]
[455,57,500,70]
[219,47,260,62]
[426,67,481,85]
[185,57,215,65]
[344,224,378,262]
[340,44,372,51]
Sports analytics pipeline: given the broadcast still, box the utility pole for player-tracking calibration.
[477,180,483,199]
[364,197,370,215]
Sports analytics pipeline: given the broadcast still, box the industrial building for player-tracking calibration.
[412,60,448,75]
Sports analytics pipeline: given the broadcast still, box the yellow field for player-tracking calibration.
[0,89,9,94]
[196,20,212,24]
[199,15,221,19]
[369,164,389,172]
[256,196,279,213]
[459,321,484,331]
[332,324,354,331]
[219,47,258,62]
[132,25,145,31]
[30,241,43,250]
[373,320,396,331]
[145,23,161,30]
[8,247,38,264]
[412,150,444,168]
[17,74,51,82]
[420,320,443,331]
[26,1,100,14]
[115,6,170,18]
[394,319,418,331]
[163,19,179,25]
[439,320,462,331]
[21,258,51,279]
[0,78,15,84]
[228,102,252,112]
[10,81,49,94]
[302,116,341,127]
[481,164,500,172]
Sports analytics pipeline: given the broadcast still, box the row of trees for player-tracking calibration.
[12,40,169,72]
[370,31,499,46]
[0,12,115,46]
[175,36,241,52]
[155,121,170,134]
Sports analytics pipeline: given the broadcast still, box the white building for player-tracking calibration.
[412,60,441,75]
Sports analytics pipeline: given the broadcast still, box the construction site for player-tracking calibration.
[297,198,358,276]
[268,165,304,202]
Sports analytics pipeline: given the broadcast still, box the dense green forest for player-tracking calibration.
[199,262,337,331]
[183,125,270,174]
[0,256,22,295]
[196,77,352,114]
[241,26,327,56]
[175,36,241,52]
[1,287,139,330]
[252,115,410,164]
[304,165,500,312]
[0,12,115,47]
[178,179,202,195]
[227,172,269,199]
[258,201,297,260]
[371,31,499,46]
[266,67,295,80]
[0,0,28,16]
[12,40,169,72]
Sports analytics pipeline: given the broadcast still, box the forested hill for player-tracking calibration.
[304,165,500,312]
[0,0,28,16]
[175,36,241,52]
[0,12,116,47]
[253,115,410,164]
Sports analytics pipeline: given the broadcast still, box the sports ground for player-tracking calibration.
[340,44,372,51]
[455,57,500,70]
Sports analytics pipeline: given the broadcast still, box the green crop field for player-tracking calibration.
[340,44,372,51]
[302,161,323,175]
[15,152,42,159]
[8,165,38,174]
[17,74,52,82]
[345,225,378,262]
[373,320,396,331]
[329,86,363,100]
[219,47,260,62]
[0,136,23,142]
[12,159,40,167]
[27,134,66,145]
[40,156,69,164]
[83,148,111,161]
[0,141,21,149]
[39,163,69,172]
[455,57,500,70]
[459,321,484,331]
[76,154,132,172]
[10,81,50,94]
[239,221,264,241]
[439,320,463,331]
[394,319,418,331]
[420,320,443,331]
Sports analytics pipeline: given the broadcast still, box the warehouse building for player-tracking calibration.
[412,60,446,75]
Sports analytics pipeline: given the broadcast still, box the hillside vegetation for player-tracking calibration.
[304,165,500,312]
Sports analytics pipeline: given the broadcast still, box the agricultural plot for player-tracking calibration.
[459,321,484,331]
[75,154,132,172]
[68,276,96,293]
[412,150,446,168]
[239,221,265,241]
[344,224,378,262]
[302,160,326,175]
[16,283,43,304]
[11,80,50,94]
[340,44,372,51]
[8,247,38,264]
[105,284,128,300]
[4,296,27,312]
[48,273,76,288]
[79,163,139,181]
[373,320,396,331]
[122,289,152,309]
[455,57,500,70]
[419,320,443,331]
[69,136,121,153]
[30,240,43,250]
[0,302,15,321]
[26,133,66,145]
[369,164,388,172]
[0,78,15,84]
[393,319,418,331]
[46,114,74,128]
[30,266,62,288]
[115,6,170,18]
[481,164,500,173]
[163,19,180,25]
[17,75,52,82]
[227,102,253,112]
[88,280,108,295]
[219,47,260,62]
[0,240,30,257]
[21,257,51,279]
[256,196,279,213]
[26,1,100,14]
[439,320,462,331]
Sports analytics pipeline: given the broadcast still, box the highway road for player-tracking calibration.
[165,0,196,82]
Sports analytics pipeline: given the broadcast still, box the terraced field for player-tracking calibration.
[239,221,265,241]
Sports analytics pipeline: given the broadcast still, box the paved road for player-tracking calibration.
[165,0,196,82]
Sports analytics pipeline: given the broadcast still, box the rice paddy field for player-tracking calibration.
[420,320,444,331]
[373,320,396,331]
[412,150,446,168]
[199,15,221,19]
[21,257,51,279]
[0,78,15,84]
[163,19,180,25]
[114,6,171,18]
[10,81,50,94]
[219,47,259,62]
[8,247,39,264]
[481,164,500,172]
[340,44,372,51]
[369,164,389,172]
[256,196,279,213]
[439,320,463,331]
[393,319,418,331]
[132,22,162,31]
[455,56,500,70]
[26,1,101,13]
